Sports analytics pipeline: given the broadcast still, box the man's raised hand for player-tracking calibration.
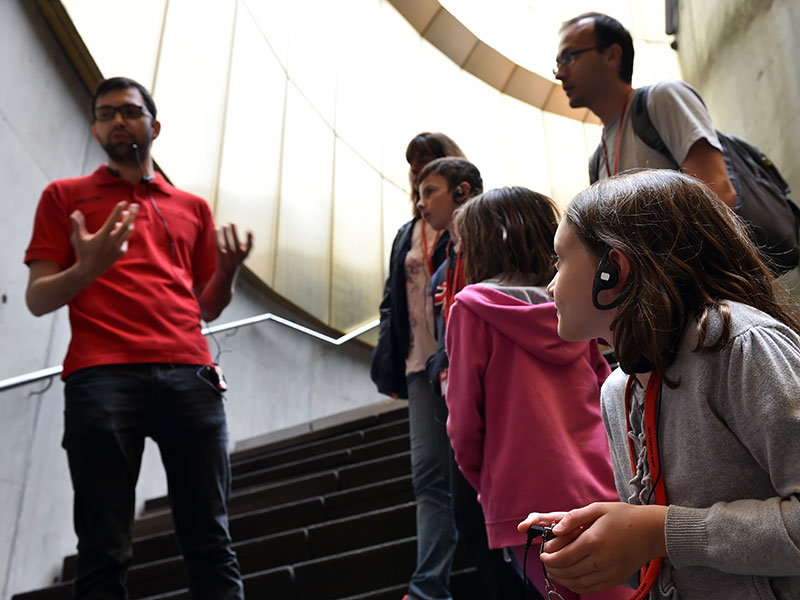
[215,223,253,276]
[70,201,139,280]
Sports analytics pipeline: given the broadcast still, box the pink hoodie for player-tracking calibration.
[445,284,617,549]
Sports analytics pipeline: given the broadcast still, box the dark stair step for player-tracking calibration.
[64,493,418,581]
[11,584,71,600]
[133,451,411,537]
[336,567,492,600]
[132,470,340,537]
[255,535,477,600]
[232,434,410,491]
[66,502,419,599]
[229,407,409,464]
[229,418,410,478]
[69,495,327,582]
[135,567,489,600]
[228,474,414,543]
[291,537,417,600]
[305,501,415,559]
[144,424,410,513]
[15,406,432,600]
[65,475,414,576]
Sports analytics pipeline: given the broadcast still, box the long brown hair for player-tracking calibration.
[406,132,465,217]
[566,169,800,385]
[455,187,559,285]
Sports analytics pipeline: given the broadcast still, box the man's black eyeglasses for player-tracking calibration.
[94,104,151,122]
[553,45,605,76]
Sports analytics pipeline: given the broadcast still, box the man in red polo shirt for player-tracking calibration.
[24,77,251,599]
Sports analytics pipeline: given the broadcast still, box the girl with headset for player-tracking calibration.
[519,170,800,599]
[444,187,629,600]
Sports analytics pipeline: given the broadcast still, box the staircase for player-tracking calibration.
[12,403,491,599]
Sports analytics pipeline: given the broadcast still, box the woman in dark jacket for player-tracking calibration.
[371,133,460,600]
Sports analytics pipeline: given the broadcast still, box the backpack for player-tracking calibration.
[589,84,800,274]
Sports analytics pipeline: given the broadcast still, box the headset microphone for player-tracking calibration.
[131,143,155,182]
[592,246,626,310]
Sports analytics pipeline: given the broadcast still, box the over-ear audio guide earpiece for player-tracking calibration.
[592,245,625,310]
[454,186,465,204]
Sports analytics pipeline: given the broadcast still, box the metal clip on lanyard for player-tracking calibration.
[539,525,566,600]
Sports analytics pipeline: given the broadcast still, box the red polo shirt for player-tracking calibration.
[25,166,216,378]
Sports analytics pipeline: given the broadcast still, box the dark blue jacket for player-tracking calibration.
[370,218,449,398]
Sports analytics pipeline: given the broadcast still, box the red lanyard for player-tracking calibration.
[443,245,464,327]
[623,372,666,599]
[420,219,440,276]
[601,90,633,178]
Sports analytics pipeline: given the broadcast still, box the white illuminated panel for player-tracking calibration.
[242,0,292,69]
[273,83,335,321]
[381,178,414,280]
[286,0,338,128]
[543,111,593,209]
[151,0,236,204]
[335,0,383,170]
[330,139,383,332]
[216,4,288,286]
[63,0,165,89]
[498,93,553,197]
[378,0,425,190]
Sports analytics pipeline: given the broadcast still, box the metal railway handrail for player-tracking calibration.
[0,314,379,393]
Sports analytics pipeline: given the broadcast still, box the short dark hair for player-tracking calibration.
[455,187,559,285]
[417,157,483,199]
[92,77,157,121]
[561,12,634,84]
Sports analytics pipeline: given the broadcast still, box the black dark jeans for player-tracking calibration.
[63,364,244,600]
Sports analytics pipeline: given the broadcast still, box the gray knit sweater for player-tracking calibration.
[601,301,800,599]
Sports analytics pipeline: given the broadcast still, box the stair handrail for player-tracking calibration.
[0,313,379,393]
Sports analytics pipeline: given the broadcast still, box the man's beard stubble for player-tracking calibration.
[102,140,141,164]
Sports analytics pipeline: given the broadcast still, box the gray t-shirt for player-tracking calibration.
[596,80,722,179]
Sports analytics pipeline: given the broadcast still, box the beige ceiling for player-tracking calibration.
[387,0,601,124]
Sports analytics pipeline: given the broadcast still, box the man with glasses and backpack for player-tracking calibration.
[555,12,800,282]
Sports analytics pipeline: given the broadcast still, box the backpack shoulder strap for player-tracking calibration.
[589,144,602,184]
[631,84,679,168]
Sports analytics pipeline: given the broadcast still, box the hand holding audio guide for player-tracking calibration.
[519,502,667,595]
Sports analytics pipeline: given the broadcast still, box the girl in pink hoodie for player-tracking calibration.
[445,187,628,600]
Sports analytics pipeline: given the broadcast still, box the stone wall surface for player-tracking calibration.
[678,0,800,196]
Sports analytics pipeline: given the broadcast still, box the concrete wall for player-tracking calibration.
[0,3,378,597]
[677,0,800,196]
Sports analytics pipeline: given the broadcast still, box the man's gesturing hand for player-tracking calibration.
[215,223,253,277]
[70,201,139,280]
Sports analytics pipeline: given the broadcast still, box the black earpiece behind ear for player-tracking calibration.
[592,246,625,310]
[454,187,465,204]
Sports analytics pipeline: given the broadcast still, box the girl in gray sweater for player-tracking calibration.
[519,169,800,599]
